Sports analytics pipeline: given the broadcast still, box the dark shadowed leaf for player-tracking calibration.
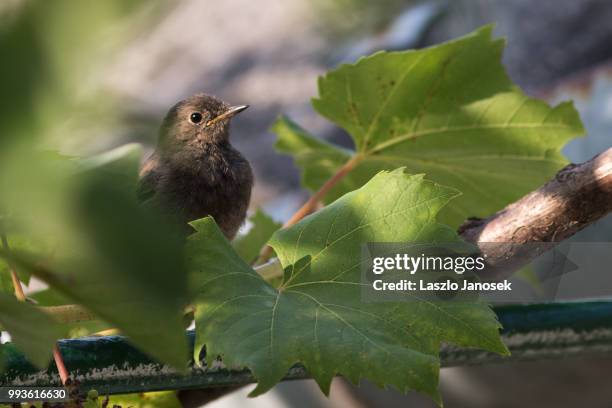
[0,145,190,368]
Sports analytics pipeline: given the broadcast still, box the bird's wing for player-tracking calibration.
[137,154,161,203]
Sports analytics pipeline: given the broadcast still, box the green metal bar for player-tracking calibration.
[2,301,612,395]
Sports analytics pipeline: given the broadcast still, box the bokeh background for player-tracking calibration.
[2,0,612,407]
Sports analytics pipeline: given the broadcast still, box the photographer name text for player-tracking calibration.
[372,279,512,291]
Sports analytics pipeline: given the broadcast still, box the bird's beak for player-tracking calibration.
[206,105,249,127]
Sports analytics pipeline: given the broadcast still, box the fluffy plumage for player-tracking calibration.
[138,93,253,239]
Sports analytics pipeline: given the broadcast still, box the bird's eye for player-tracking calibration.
[189,112,203,124]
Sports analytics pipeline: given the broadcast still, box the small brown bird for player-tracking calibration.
[138,93,253,239]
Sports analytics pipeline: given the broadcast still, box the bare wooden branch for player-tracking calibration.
[459,147,612,279]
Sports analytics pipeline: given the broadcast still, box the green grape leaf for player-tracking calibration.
[232,210,281,263]
[0,293,64,368]
[0,145,190,369]
[190,170,506,402]
[275,26,584,226]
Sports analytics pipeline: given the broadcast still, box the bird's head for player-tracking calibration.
[157,93,248,153]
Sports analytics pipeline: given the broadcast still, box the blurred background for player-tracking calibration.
[2,0,612,407]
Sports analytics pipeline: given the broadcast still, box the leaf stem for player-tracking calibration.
[255,258,284,281]
[1,234,26,302]
[256,155,362,264]
[52,344,70,385]
[284,154,362,227]
[9,271,26,301]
